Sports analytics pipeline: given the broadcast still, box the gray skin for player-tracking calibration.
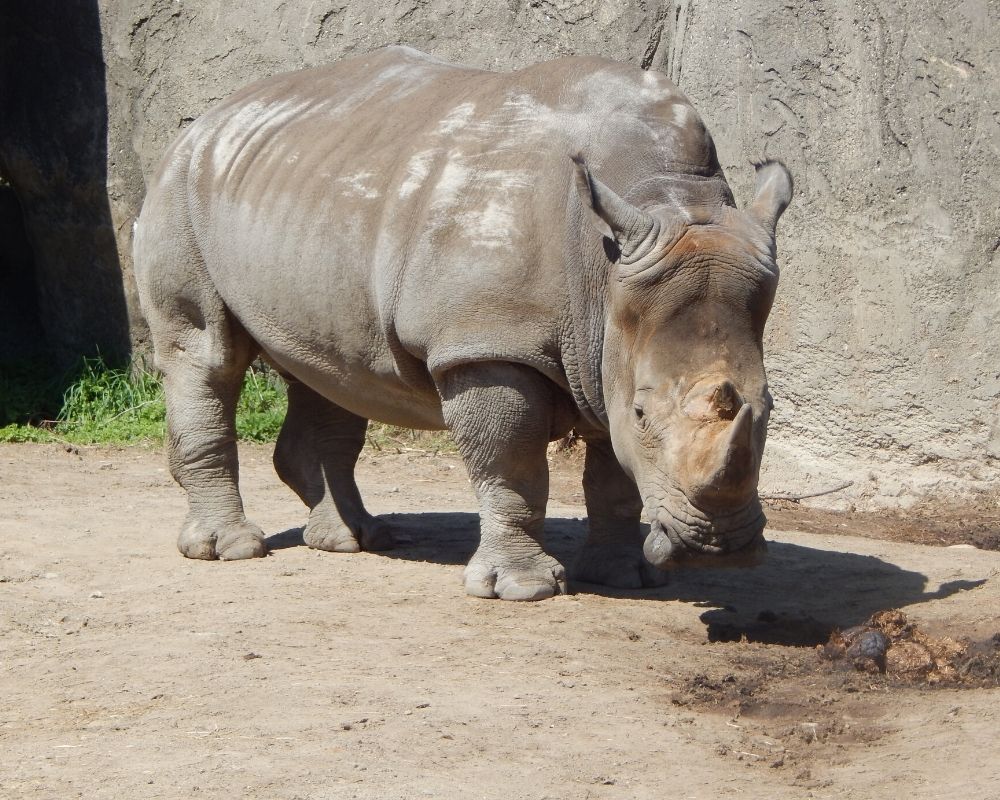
[134,46,792,601]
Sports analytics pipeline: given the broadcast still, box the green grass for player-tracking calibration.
[234,366,287,442]
[55,356,169,443]
[0,355,286,446]
[0,354,454,451]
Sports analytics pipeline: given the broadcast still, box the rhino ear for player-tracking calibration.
[571,155,659,262]
[747,160,793,234]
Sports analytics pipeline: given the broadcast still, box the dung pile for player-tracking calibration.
[819,610,1000,686]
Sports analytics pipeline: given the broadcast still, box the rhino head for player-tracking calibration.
[574,157,793,570]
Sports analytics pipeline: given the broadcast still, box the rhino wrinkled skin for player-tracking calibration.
[134,46,793,600]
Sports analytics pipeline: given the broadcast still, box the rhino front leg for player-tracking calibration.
[273,378,393,553]
[573,436,668,588]
[440,363,566,601]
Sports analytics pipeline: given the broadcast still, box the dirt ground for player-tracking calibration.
[2,443,999,800]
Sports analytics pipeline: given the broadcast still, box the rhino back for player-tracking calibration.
[167,46,724,424]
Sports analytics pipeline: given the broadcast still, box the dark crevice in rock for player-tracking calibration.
[0,0,131,369]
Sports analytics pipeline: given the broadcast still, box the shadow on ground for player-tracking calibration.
[265,511,986,645]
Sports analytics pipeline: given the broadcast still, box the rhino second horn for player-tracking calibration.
[710,380,742,419]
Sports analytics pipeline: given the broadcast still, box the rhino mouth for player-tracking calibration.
[643,493,767,570]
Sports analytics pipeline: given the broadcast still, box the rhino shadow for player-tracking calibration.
[265,512,985,645]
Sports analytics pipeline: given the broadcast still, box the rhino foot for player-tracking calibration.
[463,553,567,601]
[177,518,268,561]
[303,516,395,553]
[572,542,669,589]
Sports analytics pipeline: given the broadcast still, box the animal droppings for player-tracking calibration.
[819,610,1000,686]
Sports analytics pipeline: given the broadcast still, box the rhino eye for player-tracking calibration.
[634,404,645,422]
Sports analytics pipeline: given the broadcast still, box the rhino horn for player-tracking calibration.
[571,155,659,262]
[726,403,754,455]
[713,403,755,480]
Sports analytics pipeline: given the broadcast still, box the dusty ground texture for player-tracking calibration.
[2,442,999,799]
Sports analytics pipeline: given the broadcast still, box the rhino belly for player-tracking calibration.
[192,216,444,429]
[261,346,447,430]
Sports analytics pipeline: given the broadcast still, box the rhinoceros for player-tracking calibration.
[134,46,792,600]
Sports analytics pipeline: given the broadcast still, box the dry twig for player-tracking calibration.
[759,481,853,502]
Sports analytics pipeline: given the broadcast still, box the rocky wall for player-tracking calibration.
[9,0,1000,507]
[0,2,133,367]
[671,0,1000,508]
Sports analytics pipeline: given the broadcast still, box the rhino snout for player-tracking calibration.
[642,498,767,570]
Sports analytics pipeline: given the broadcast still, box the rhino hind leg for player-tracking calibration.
[272,378,393,553]
[439,363,567,601]
[573,437,668,589]
[153,299,266,561]
[136,150,267,561]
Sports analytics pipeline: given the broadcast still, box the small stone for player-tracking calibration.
[340,722,352,731]
[242,652,262,661]
[799,722,819,743]
[88,591,104,599]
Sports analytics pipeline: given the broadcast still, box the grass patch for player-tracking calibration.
[0,355,287,446]
[235,366,287,442]
[0,354,454,451]
[55,356,168,443]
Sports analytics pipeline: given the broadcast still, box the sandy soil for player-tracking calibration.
[2,442,999,800]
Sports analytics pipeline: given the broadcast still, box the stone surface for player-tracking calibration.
[2,1,998,507]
